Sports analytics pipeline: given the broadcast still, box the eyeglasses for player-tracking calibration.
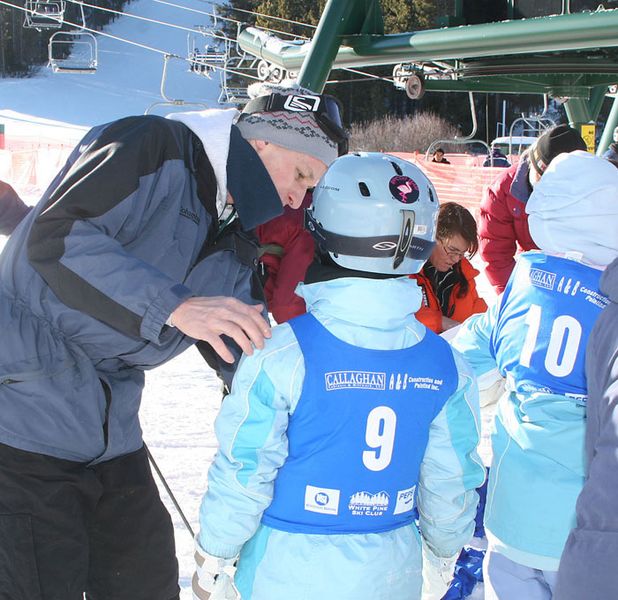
[241,92,349,156]
[439,239,470,260]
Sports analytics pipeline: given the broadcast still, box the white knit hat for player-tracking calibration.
[526,150,618,266]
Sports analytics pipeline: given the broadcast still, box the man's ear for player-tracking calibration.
[251,139,269,153]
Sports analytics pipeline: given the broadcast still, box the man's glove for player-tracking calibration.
[192,540,239,600]
[420,539,459,600]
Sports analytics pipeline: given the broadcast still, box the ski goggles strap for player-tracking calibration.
[305,209,435,261]
[242,93,349,156]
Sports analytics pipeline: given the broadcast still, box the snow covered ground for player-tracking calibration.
[0,2,496,596]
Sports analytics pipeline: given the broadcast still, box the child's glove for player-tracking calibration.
[420,539,459,600]
[192,539,238,600]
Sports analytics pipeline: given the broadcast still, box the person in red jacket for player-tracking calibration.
[479,124,586,293]
[255,191,314,323]
[412,202,487,334]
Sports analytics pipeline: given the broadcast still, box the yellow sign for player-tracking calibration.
[581,124,596,153]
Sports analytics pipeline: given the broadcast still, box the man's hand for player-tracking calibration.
[192,542,238,600]
[170,296,271,363]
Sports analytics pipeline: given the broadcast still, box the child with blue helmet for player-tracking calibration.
[192,152,485,600]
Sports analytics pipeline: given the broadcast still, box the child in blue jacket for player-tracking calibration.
[452,150,618,599]
[192,152,485,600]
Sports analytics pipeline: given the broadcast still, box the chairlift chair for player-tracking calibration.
[187,33,227,79]
[426,92,490,161]
[24,0,65,30]
[145,54,208,114]
[48,31,98,74]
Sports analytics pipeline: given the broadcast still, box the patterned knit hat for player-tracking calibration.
[235,83,339,167]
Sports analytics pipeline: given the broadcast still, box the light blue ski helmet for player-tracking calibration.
[306,152,439,275]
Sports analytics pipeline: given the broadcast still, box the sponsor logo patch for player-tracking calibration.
[393,485,416,515]
[529,268,556,291]
[325,371,386,391]
[305,485,340,515]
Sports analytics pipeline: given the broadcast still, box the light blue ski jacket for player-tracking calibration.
[452,252,607,571]
[197,276,485,600]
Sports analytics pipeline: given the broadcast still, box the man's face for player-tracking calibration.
[613,127,618,143]
[254,141,327,209]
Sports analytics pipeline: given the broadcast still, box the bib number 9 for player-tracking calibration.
[362,406,397,471]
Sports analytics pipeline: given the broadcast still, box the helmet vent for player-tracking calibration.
[358,182,371,197]
[428,187,435,202]
[390,161,403,175]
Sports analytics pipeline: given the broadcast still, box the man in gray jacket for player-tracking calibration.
[0,86,346,600]
[554,255,618,599]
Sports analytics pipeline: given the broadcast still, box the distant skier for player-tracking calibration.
[452,150,618,599]
[192,152,485,600]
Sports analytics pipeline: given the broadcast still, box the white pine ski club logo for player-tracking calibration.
[349,491,389,516]
[283,94,321,112]
[304,485,340,515]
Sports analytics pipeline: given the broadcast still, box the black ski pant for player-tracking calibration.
[0,442,180,600]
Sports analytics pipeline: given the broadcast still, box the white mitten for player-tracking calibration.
[420,539,459,600]
[192,539,239,600]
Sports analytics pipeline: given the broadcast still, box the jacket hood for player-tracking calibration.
[601,256,618,303]
[526,150,618,267]
[167,108,239,216]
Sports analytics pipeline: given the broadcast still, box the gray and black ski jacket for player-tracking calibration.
[0,108,281,463]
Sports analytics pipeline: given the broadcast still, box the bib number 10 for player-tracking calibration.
[362,406,397,471]
[520,304,582,377]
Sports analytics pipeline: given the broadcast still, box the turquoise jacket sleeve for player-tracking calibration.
[451,300,502,384]
[417,351,486,558]
[197,324,302,558]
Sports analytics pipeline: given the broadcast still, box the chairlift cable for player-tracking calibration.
[2,0,249,75]
[153,0,311,40]
[0,0,181,57]
[198,0,317,30]
[5,0,401,88]
[64,0,230,44]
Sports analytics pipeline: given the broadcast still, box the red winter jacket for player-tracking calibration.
[411,259,488,334]
[479,158,538,293]
[255,201,314,323]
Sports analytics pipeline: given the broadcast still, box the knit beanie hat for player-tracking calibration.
[526,150,618,266]
[529,124,587,175]
[235,82,339,167]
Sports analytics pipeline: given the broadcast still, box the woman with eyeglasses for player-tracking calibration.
[412,202,488,333]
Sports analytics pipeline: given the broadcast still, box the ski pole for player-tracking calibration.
[145,443,195,538]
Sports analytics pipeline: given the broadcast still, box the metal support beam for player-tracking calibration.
[598,96,618,156]
[238,9,618,72]
[296,0,371,92]
[564,86,608,126]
